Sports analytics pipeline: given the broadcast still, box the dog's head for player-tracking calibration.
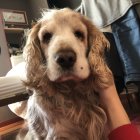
[24,8,112,89]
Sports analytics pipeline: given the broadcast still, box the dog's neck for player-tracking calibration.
[37,75,96,98]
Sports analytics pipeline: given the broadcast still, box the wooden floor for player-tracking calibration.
[0,120,23,140]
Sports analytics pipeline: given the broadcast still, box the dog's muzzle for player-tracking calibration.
[54,49,76,70]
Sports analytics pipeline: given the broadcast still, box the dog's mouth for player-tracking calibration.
[55,74,83,83]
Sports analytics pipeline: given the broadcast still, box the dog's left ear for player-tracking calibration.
[81,15,113,89]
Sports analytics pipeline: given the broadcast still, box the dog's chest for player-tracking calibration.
[27,88,98,139]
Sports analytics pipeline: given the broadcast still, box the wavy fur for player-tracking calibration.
[17,8,113,140]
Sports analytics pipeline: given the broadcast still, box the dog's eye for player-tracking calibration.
[74,30,84,41]
[43,32,53,43]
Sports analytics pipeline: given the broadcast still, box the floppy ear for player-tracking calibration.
[23,23,46,88]
[81,16,113,89]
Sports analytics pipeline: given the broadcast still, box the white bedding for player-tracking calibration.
[0,62,26,100]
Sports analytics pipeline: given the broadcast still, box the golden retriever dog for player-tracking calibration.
[17,8,113,140]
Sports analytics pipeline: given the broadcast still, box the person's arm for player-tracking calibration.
[99,85,130,131]
[99,84,140,140]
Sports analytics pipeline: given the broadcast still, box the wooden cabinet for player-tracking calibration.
[0,13,12,76]
[0,13,19,124]
[0,0,49,125]
[4,27,25,67]
[4,28,25,34]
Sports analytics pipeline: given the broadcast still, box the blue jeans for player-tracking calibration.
[104,32,125,93]
[112,7,140,84]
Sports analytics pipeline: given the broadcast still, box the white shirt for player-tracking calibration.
[82,0,140,28]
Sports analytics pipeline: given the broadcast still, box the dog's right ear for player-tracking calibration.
[23,23,45,87]
[23,23,41,64]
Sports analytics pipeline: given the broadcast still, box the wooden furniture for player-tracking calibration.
[0,119,24,140]
[0,12,26,124]
[0,13,12,76]
[4,27,25,34]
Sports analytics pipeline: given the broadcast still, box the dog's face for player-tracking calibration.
[38,9,90,82]
[24,8,112,88]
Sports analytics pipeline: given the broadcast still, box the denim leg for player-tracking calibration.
[112,7,140,84]
[104,32,125,93]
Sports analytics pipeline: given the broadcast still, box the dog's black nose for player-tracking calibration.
[55,50,76,69]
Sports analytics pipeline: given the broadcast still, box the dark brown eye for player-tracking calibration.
[74,30,84,41]
[43,32,53,43]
